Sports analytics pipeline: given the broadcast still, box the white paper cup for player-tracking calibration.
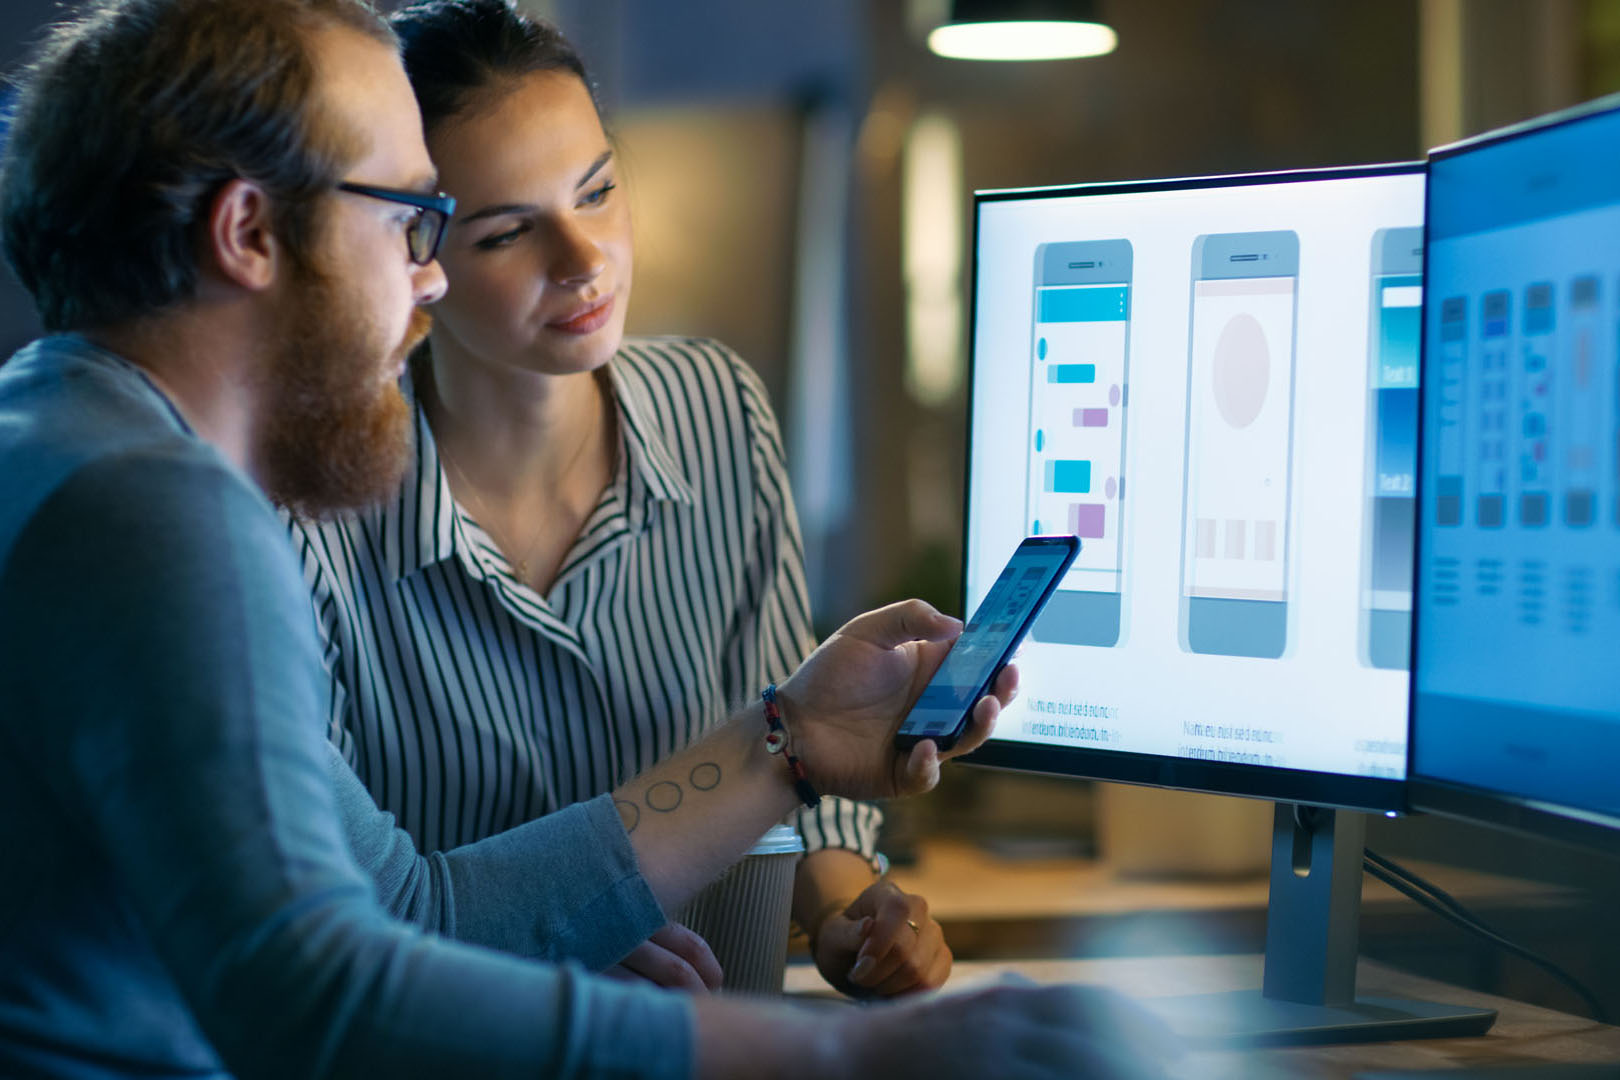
[677,823,804,995]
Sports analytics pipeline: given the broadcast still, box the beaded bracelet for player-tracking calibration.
[761,684,821,808]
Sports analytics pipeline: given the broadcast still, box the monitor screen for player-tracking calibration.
[965,165,1425,810]
[1411,97,1620,848]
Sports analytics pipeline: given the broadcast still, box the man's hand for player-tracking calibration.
[602,923,722,993]
[694,979,1183,1078]
[812,879,949,997]
[777,599,1018,801]
[839,982,1182,1079]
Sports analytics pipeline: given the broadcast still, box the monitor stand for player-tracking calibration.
[1142,802,1498,1048]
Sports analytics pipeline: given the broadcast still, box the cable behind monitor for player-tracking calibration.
[1363,848,1607,1023]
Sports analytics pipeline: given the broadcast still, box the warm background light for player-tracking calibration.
[927,18,1118,61]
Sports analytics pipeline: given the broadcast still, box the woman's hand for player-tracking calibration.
[603,922,723,992]
[812,879,950,997]
[778,599,1018,802]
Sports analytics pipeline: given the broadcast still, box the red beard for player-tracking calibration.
[258,262,426,520]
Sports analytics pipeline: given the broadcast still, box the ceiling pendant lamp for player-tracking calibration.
[927,0,1117,62]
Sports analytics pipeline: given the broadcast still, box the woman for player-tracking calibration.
[287,0,951,996]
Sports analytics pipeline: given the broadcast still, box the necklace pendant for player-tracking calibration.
[514,560,528,579]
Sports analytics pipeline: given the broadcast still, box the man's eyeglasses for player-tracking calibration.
[336,181,457,266]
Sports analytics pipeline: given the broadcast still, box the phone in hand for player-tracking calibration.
[895,535,1081,752]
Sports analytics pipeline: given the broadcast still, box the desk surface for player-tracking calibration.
[785,954,1620,1078]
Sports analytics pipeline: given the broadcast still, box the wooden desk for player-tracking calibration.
[785,954,1620,1078]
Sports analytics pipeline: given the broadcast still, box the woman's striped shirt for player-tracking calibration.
[286,337,881,859]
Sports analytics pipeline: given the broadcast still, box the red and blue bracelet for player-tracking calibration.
[761,684,821,808]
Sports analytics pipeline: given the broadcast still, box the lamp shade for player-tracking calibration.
[927,0,1117,61]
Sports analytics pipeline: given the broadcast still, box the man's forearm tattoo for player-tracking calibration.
[646,781,683,812]
[615,799,640,833]
[613,763,723,833]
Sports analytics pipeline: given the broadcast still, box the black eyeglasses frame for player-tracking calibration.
[335,181,457,266]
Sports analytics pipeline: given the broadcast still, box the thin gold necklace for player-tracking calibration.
[436,416,598,585]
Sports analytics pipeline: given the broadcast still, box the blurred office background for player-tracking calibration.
[2,0,1616,622]
[4,0,1620,1016]
[5,0,1618,625]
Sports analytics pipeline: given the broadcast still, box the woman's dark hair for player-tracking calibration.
[0,0,394,333]
[389,0,598,135]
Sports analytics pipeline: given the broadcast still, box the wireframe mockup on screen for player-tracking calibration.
[1411,96,1620,853]
[965,165,1424,809]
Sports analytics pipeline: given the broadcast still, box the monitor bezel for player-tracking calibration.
[1406,93,1620,855]
[1426,89,1620,164]
[961,160,1427,814]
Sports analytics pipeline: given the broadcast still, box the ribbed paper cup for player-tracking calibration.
[677,823,804,995]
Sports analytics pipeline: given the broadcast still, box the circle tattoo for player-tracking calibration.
[689,762,722,791]
[645,781,684,813]
[614,799,640,833]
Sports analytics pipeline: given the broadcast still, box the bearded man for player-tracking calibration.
[0,2,1174,1078]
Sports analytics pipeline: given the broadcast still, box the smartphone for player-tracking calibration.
[895,536,1080,752]
[1360,227,1422,670]
[1023,239,1133,647]
[1178,230,1299,659]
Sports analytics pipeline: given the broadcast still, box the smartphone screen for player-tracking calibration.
[897,536,1079,750]
[1361,227,1423,669]
[1023,239,1132,647]
[1179,230,1300,658]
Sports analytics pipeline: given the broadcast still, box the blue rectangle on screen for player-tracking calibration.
[1045,460,1091,493]
[1048,364,1096,384]
[1039,286,1129,323]
[1375,387,1418,494]
[1377,274,1422,388]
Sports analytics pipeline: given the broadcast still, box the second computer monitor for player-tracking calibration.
[1410,95,1620,855]
[965,164,1425,810]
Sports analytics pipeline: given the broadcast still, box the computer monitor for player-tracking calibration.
[1409,94,1620,859]
[965,164,1423,812]
[961,163,1499,1045]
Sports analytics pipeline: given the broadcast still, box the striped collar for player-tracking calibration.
[381,354,696,586]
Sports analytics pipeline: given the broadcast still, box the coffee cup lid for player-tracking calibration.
[749,823,806,855]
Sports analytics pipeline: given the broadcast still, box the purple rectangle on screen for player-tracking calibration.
[1074,408,1110,428]
[1069,503,1106,538]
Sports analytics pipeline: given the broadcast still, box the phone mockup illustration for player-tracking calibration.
[895,536,1080,752]
[1360,227,1422,670]
[1178,230,1300,659]
[1519,281,1556,527]
[1023,239,1132,647]
[1475,289,1511,528]
[1562,275,1601,528]
[1433,295,1468,528]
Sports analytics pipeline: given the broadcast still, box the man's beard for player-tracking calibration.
[258,263,426,520]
